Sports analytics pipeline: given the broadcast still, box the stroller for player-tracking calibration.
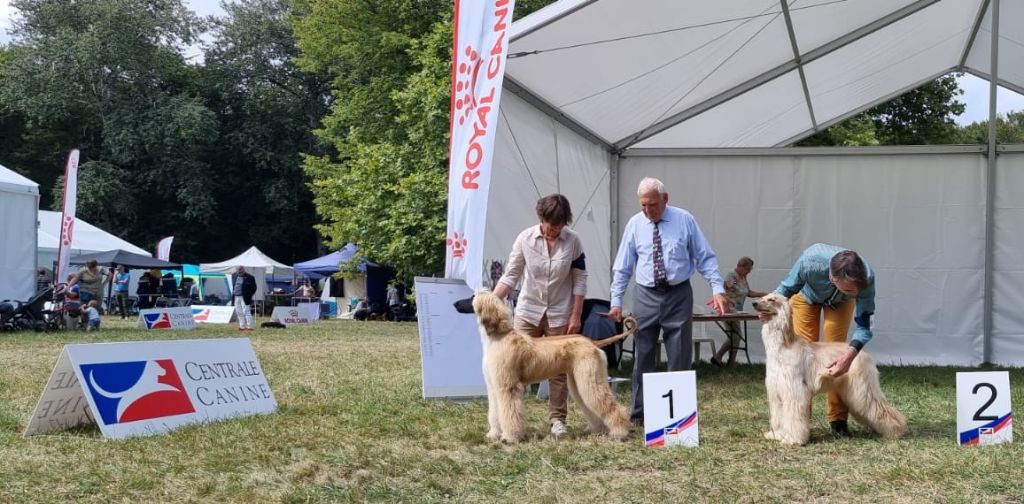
[0,287,54,332]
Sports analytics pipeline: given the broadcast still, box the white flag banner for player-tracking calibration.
[55,149,80,283]
[444,0,515,289]
[157,236,174,261]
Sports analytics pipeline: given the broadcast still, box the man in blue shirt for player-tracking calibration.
[609,177,728,426]
[770,243,876,438]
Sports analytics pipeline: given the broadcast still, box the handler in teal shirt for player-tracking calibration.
[771,242,876,437]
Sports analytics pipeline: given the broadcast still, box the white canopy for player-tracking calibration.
[506,0,1006,149]
[37,210,151,272]
[201,246,293,301]
[200,246,292,276]
[0,164,39,301]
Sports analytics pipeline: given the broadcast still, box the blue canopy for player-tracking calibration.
[293,243,359,274]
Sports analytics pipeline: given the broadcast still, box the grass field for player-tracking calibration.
[1,318,1023,503]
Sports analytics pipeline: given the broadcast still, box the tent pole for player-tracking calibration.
[983,0,999,364]
[609,153,620,268]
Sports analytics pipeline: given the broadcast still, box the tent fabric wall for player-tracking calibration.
[0,165,39,302]
[486,91,613,299]
[992,151,1024,366]
[616,150,987,366]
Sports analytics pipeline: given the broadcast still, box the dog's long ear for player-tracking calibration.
[778,296,799,346]
[476,294,513,335]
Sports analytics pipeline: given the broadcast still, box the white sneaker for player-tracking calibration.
[550,420,568,438]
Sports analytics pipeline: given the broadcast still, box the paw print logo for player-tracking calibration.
[454,45,484,126]
[447,232,469,259]
[61,216,75,246]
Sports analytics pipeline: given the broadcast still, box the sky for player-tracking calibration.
[1,1,1023,126]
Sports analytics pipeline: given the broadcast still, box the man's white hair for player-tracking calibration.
[637,177,666,196]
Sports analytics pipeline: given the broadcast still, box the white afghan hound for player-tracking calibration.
[753,293,906,445]
[472,290,634,443]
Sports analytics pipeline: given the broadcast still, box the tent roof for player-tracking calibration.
[0,164,39,195]
[507,0,1007,149]
[293,243,358,273]
[69,249,180,269]
[200,246,293,275]
[37,210,150,256]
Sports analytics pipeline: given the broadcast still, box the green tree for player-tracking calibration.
[956,110,1024,144]
[798,75,965,146]
[296,0,553,281]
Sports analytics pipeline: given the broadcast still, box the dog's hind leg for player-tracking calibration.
[572,357,630,441]
[838,364,907,439]
[567,376,605,436]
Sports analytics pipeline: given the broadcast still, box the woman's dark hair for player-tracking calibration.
[536,194,573,226]
[830,250,868,289]
[86,259,98,269]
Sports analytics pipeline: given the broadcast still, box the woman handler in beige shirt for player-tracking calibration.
[492,193,587,439]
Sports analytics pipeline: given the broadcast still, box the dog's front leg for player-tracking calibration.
[496,382,527,444]
[763,386,783,441]
[776,391,812,446]
[484,367,501,441]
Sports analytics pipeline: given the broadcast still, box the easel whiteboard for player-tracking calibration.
[414,277,486,399]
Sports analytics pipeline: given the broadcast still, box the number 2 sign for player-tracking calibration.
[956,371,1012,446]
[642,371,698,448]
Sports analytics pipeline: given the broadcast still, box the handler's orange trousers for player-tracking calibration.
[789,292,856,422]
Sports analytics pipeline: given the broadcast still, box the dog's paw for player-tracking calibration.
[500,434,521,445]
[453,296,475,314]
[485,429,501,441]
[763,430,779,441]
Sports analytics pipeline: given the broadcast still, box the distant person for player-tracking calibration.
[112,265,131,320]
[233,266,257,331]
[386,283,401,321]
[83,300,101,331]
[711,256,768,367]
[36,268,51,292]
[295,280,316,300]
[136,270,157,309]
[70,259,109,305]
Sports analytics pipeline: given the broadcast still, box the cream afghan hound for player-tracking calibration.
[753,293,906,445]
[472,290,634,443]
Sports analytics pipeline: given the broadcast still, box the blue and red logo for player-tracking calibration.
[960,413,1012,445]
[645,411,698,447]
[191,308,211,322]
[80,360,196,425]
[143,312,172,329]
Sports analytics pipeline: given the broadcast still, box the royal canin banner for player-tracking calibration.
[23,338,277,439]
[156,236,174,262]
[55,148,80,283]
[445,0,515,289]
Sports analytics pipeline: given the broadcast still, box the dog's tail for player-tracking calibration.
[590,316,638,349]
[843,356,907,439]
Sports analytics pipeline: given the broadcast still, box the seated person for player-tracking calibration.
[137,271,158,309]
[353,298,371,321]
[83,300,101,331]
[711,256,768,367]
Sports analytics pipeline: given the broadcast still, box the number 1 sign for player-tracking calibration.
[956,371,1012,446]
[642,371,698,448]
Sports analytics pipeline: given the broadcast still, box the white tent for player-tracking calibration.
[37,210,151,274]
[0,164,39,301]
[479,1,1023,365]
[200,246,293,301]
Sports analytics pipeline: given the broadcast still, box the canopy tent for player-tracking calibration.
[293,243,357,274]
[0,164,39,301]
[69,249,180,270]
[505,0,1005,149]
[37,210,151,272]
[474,0,1024,366]
[163,265,230,303]
[292,243,394,310]
[200,246,293,301]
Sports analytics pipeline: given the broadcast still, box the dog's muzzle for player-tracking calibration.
[453,296,475,314]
